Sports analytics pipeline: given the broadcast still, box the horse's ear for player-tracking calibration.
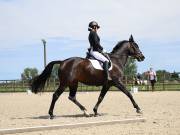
[129,35,134,42]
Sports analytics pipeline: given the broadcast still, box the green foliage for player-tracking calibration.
[21,68,38,80]
[156,70,180,81]
[156,70,171,81]
[124,57,137,76]
[171,71,179,80]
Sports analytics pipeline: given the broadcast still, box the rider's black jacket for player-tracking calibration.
[88,31,103,52]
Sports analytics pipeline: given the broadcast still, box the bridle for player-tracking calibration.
[128,41,142,57]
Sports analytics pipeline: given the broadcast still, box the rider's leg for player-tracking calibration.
[90,51,109,62]
[90,51,111,81]
[103,61,111,81]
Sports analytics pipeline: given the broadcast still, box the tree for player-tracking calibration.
[171,71,179,80]
[124,58,137,76]
[21,68,38,80]
[156,70,171,81]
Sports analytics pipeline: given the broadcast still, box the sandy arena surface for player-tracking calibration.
[0,91,180,135]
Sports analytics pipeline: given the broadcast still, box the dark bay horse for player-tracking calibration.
[31,35,145,119]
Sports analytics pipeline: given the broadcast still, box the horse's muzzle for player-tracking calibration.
[136,53,145,62]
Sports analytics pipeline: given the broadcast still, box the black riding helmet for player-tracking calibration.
[88,21,100,31]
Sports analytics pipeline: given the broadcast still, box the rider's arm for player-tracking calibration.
[91,32,103,52]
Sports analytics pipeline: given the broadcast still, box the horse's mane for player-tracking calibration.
[111,40,128,53]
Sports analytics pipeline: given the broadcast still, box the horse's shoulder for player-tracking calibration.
[111,63,123,75]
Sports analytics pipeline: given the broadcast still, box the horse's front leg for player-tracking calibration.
[114,80,142,114]
[93,85,110,116]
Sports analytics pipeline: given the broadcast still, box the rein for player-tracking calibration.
[109,53,134,58]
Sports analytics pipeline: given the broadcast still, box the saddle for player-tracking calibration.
[86,49,112,71]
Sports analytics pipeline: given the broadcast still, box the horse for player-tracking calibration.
[31,35,145,119]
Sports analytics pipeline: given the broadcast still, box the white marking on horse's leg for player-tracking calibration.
[83,110,90,117]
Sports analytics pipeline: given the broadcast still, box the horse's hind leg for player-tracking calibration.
[48,85,66,119]
[93,85,110,116]
[68,85,90,117]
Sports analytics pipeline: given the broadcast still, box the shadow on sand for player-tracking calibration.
[27,113,108,119]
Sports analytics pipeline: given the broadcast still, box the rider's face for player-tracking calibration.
[94,26,98,32]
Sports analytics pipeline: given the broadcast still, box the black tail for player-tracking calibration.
[31,60,62,94]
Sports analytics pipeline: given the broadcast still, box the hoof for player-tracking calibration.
[94,113,101,117]
[49,115,55,119]
[136,109,143,114]
[83,110,90,117]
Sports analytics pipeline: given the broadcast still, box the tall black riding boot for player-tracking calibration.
[103,61,111,83]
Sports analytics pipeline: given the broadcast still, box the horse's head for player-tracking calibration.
[127,35,145,61]
[111,35,145,62]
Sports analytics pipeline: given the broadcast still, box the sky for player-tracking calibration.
[0,0,180,80]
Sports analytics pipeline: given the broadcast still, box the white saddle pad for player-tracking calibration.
[89,59,113,71]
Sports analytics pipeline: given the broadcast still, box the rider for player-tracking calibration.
[88,21,110,82]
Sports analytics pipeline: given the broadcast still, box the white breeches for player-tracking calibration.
[90,50,109,63]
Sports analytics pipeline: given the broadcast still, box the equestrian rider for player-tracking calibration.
[88,21,110,81]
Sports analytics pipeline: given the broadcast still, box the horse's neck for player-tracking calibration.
[109,42,130,69]
[110,53,128,69]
